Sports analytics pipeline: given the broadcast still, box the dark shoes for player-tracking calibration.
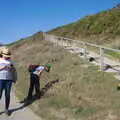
[35,94,41,99]
[20,94,41,104]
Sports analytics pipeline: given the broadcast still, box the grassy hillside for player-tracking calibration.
[48,7,120,45]
[48,6,120,61]
[9,32,120,120]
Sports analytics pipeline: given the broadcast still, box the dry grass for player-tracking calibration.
[9,32,120,120]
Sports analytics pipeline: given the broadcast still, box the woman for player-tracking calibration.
[0,46,17,116]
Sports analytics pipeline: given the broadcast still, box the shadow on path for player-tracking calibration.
[0,105,25,116]
[0,78,60,116]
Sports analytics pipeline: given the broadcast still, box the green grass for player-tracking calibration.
[48,8,120,44]
[73,105,100,116]
[8,6,120,119]
[9,36,120,120]
[48,96,71,108]
[104,50,120,60]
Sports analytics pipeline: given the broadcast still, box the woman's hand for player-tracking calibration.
[4,65,11,70]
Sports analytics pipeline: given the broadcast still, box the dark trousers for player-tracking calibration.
[0,80,12,110]
[27,74,40,99]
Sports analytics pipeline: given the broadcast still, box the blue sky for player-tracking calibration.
[0,0,119,44]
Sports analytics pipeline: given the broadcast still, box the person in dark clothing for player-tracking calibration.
[27,74,40,99]
[27,64,52,100]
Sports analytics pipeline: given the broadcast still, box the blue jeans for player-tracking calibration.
[0,80,12,110]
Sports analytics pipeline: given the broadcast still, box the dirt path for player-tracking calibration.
[0,90,42,120]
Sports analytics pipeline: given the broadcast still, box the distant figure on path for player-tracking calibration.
[0,46,17,116]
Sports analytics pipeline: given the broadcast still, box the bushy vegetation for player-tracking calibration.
[48,8,120,44]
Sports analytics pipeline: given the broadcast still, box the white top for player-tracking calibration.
[0,58,14,80]
[33,66,45,75]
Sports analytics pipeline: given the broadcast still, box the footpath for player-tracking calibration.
[0,90,42,120]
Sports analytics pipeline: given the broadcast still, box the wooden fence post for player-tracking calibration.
[56,37,58,47]
[68,40,71,47]
[62,37,64,47]
[100,47,104,71]
[61,37,64,47]
[83,43,87,59]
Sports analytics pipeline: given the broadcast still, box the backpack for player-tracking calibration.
[28,64,39,73]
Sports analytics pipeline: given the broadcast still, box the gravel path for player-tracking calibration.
[0,90,42,120]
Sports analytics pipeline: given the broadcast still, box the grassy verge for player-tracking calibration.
[11,38,120,120]
[104,50,120,60]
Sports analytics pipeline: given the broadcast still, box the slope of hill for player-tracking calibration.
[8,31,120,120]
[48,5,120,45]
[7,4,120,120]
